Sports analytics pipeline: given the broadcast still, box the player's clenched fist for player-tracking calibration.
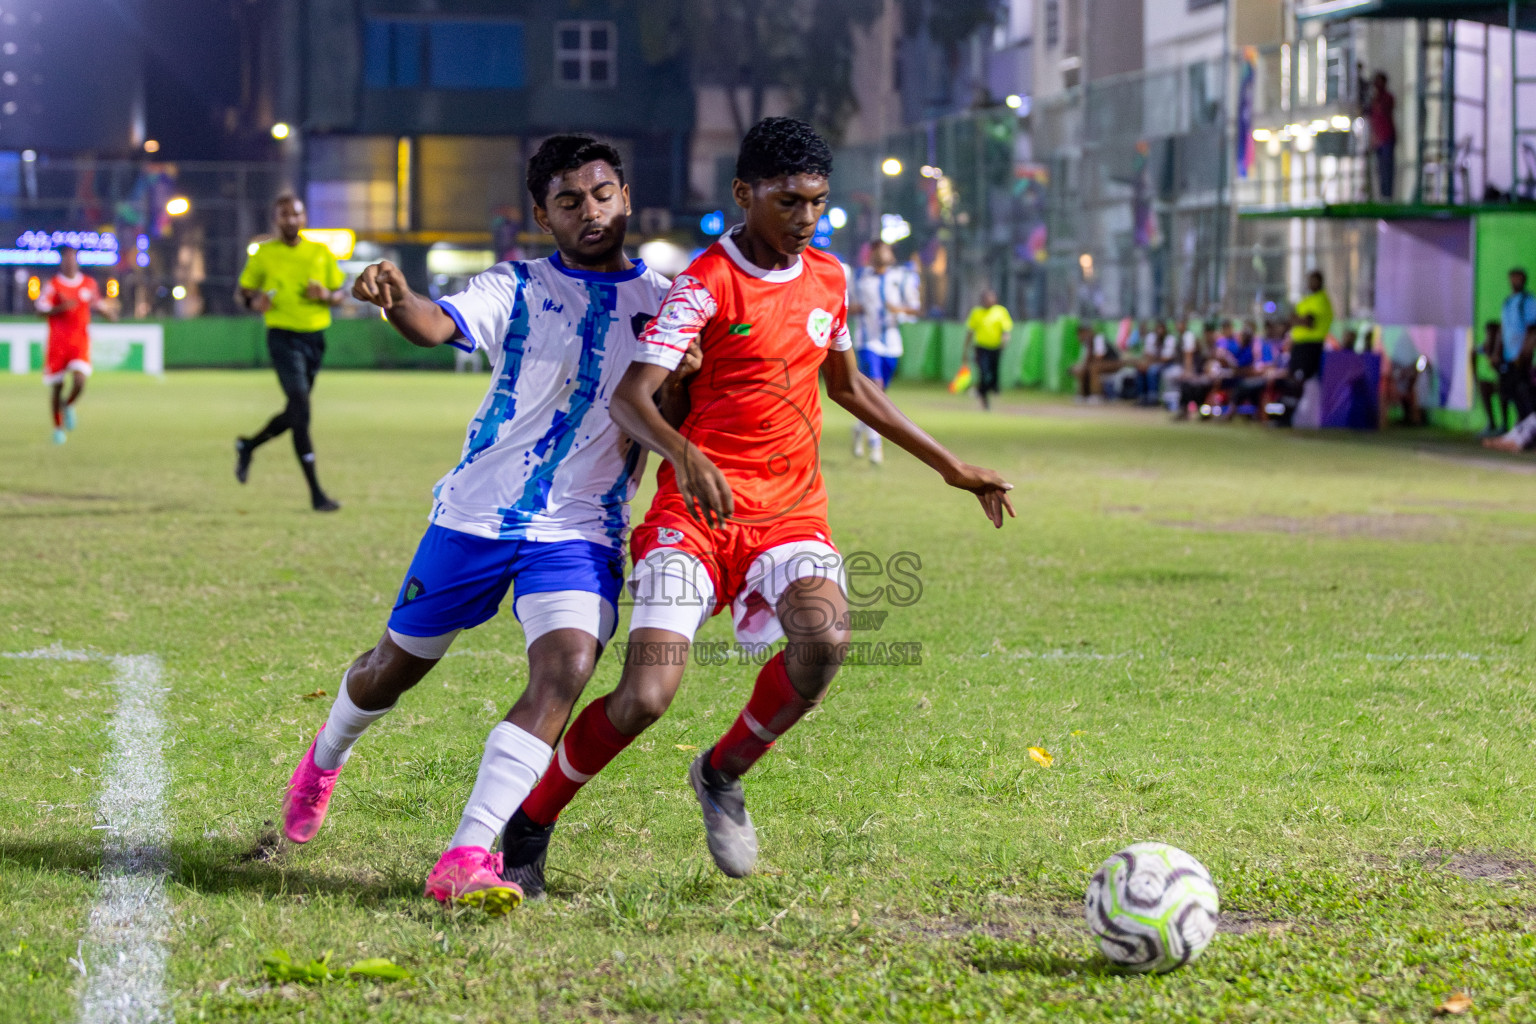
[352,260,410,310]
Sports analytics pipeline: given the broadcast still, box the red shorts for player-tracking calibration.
[44,336,91,383]
[629,496,836,617]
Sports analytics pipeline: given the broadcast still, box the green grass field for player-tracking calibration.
[3,369,1535,1023]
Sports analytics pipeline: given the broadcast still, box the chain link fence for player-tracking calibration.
[0,156,292,317]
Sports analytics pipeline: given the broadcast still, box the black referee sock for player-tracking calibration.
[247,413,287,449]
[299,453,328,503]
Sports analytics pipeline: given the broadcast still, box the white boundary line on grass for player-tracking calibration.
[4,647,173,1024]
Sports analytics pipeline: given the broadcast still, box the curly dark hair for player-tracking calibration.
[735,117,833,184]
[526,134,625,208]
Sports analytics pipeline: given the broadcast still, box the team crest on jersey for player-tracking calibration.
[806,308,834,347]
[657,527,685,546]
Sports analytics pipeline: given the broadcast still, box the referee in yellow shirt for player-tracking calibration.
[234,194,347,512]
[963,288,1013,410]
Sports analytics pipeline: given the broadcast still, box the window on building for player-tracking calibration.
[364,20,424,88]
[1188,0,1222,10]
[363,18,525,90]
[555,21,616,88]
[429,22,526,89]
[1045,0,1060,49]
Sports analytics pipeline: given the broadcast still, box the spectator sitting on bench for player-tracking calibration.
[1159,316,1199,409]
[1109,319,1155,401]
[1173,322,1220,419]
[1134,319,1172,406]
[1231,322,1281,419]
[1073,321,1121,403]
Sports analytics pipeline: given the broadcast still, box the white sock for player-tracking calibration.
[449,722,553,851]
[313,670,394,771]
[1514,414,1536,447]
[868,431,883,449]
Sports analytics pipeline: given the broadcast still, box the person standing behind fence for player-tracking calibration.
[1484,268,1536,451]
[962,288,1012,410]
[1289,271,1333,383]
[1366,72,1397,201]
[233,194,347,512]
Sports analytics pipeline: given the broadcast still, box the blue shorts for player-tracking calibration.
[387,525,624,639]
[857,350,899,388]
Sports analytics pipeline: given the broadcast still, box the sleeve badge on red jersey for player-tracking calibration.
[806,308,834,348]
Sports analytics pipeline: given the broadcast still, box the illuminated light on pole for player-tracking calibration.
[827,206,848,230]
[881,157,902,177]
[144,139,160,154]
[1004,94,1023,109]
[26,276,40,301]
[299,228,355,259]
[271,123,290,140]
[165,196,190,217]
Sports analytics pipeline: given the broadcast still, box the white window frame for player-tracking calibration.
[555,20,616,89]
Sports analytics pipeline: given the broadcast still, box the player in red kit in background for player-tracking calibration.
[36,245,114,444]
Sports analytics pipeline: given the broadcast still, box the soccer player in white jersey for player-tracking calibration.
[277,135,693,913]
[850,241,919,464]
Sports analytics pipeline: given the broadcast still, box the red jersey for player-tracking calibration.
[38,272,97,350]
[635,232,852,522]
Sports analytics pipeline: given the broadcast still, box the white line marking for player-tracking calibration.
[4,648,173,1024]
[2,643,93,661]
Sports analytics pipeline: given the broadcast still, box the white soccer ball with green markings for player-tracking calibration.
[1085,842,1219,973]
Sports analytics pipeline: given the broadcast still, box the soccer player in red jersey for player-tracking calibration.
[498,118,1014,895]
[36,245,112,444]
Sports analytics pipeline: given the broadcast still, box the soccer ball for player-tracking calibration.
[1085,842,1219,973]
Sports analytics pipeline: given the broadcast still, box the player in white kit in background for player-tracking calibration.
[851,241,921,464]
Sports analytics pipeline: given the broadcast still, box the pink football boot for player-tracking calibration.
[282,726,341,844]
[424,846,523,916]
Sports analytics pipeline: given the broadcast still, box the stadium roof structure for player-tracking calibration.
[1296,0,1536,30]
[1240,200,1536,218]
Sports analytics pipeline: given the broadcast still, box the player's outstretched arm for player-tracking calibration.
[352,260,459,348]
[823,348,1015,528]
[610,359,734,528]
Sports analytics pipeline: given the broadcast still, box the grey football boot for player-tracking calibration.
[688,748,758,877]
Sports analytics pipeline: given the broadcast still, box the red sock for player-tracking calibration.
[519,697,634,826]
[710,652,817,777]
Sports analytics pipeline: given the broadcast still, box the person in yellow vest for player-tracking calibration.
[1289,270,1333,383]
[962,288,1013,410]
[233,194,347,511]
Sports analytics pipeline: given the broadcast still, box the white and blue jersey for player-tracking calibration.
[854,267,907,358]
[431,253,672,548]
